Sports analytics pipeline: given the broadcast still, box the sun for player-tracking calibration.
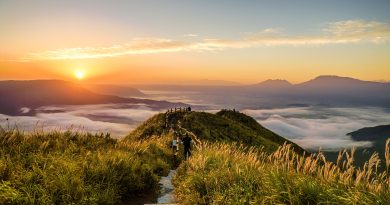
[74,70,86,80]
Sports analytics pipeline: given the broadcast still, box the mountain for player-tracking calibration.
[133,75,390,109]
[82,84,146,97]
[296,75,390,94]
[251,79,292,88]
[298,75,370,87]
[348,124,390,142]
[323,124,390,169]
[0,80,186,116]
[347,124,390,160]
[242,75,390,107]
[291,75,390,106]
[126,109,306,154]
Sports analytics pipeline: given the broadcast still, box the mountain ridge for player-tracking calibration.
[82,83,146,97]
[0,80,186,116]
[126,109,306,154]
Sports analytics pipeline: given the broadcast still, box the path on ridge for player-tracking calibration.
[148,110,202,205]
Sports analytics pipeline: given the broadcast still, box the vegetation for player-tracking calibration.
[216,109,305,153]
[126,110,305,154]
[125,113,166,140]
[174,140,390,204]
[2,109,388,204]
[0,127,174,204]
[348,124,390,161]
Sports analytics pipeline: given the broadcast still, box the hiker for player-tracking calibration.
[171,133,179,155]
[187,106,191,112]
[171,131,180,165]
[182,133,192,160]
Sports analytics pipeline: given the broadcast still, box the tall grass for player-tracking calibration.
[174,139,390,204]
[0,127,174,204]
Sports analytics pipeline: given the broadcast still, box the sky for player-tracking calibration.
[1,0,390,84]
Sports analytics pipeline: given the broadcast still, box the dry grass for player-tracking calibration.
[174,139,390,204]
[0,128,174,204]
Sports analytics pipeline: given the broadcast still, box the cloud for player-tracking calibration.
[243,107,390,151]
[12,19,390,61]
[184,34,199,37]
[0,104,160,138]
[324,20,390,43]
[27,38,193,60]
[20,107,31,114]
[2,101,390,150]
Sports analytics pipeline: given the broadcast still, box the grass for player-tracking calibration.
[126,110,306,154]
[0,126,175,204]
[3,109,388,204]
[173,140,390,204]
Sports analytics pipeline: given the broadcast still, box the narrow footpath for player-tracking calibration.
[145,108,201,205]
[156,170,177,204]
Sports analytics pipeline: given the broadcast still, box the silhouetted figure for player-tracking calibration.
[187,106,191,112]
[182,134,192,160]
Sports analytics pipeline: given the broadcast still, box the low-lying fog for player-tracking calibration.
[0,104,160,137]
[243,107,390,151]
[1,91,389,152]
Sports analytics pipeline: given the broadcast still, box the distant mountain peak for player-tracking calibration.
[254,79,292,87]
[312,75,360,81]
[0,79,185,116]
[298,75,371,87]
[263,79,291,84]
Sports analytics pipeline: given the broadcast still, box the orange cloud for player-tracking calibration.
[12,20,390,61]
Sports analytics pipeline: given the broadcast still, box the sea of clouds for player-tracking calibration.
[1,99,389,151]
[0,104,160,138]
[243,107,390,151]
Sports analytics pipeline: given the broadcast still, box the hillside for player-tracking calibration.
[1,110,389,204]
[173,140,390,204]
[126,109,305,154]
[348,124,390,163]
[0,80,185,115]
[82,84,146,97]
[348,124,390,142]
[0,128,175,204]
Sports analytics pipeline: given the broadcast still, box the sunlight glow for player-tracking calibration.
[74,70,86,80]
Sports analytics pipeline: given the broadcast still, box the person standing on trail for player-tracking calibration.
[182,134,192,160]
[172,135,178,154]
[171,131,180,165]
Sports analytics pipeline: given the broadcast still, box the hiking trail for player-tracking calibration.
[146,108,201,205]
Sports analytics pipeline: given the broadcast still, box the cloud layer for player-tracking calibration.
[243,107,390,151]
[1,100,389,151]
[20,20,390,61]
[0,104,160,138]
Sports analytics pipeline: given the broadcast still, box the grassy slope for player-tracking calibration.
[216,109,305,153]
[0,129,174,204]
[125,113,166,140]
[125,110,305,154]
[1,109,388,204]
[173,142,390,204]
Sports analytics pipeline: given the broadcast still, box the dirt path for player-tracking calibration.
[156,169,177,204]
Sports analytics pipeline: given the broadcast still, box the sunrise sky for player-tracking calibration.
[1,0,390,84]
